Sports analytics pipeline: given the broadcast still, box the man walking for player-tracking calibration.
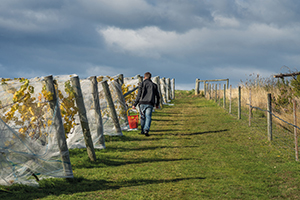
[132,72,160,136]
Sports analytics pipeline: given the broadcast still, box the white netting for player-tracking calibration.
[0,77,73,186]
[160,78,168,104]
[0,74,140,186]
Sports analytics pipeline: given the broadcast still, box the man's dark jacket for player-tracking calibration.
[133,79,160,107]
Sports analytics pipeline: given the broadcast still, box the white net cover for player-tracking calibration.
[0,74,140,186]
[0,77,73,186]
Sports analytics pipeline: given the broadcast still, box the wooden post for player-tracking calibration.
[204,81,206,96]
[226,79,229,89]
[208,84,211,100]
[229,85,232,114]
[249,88,252,127]
[112,80,129,127]
[238,86,241,120]
[195,79,199,95]
[267,93,272,141]
[211,84,213,100]
[171,78,175,99]
[44,75,73,178]
[207,83,209,99]
[118,74,124,85]
[293,100,299,161]
[71,76,96,162]
[206,83,211,99]
[90,76,105,148]
[101,80,123,135]
[223,84,226,108]
[215,84,217,103]
[219,84,221,106]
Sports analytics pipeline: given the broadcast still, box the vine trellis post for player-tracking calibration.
[44,75,74,178]
[101,80,123,136]
[89,76,105,148]
[71,76,96,162]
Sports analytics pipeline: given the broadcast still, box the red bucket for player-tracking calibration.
[127,109,139,129]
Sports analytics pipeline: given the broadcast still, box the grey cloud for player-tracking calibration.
[0,0,300,89]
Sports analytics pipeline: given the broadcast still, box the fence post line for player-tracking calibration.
[71,76,96,162]
[267,93,272,141]
[44,75,73,178]
[195,79,199,95]
[101,80,123,135]
[171,78,175,99]
[89,76,105,148]
[293,99,299,161]
[249,88,252,127]
[229,85,232,114]
[238,86,241,120]
[223,84,226,109]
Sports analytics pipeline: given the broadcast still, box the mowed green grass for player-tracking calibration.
[1,90,300,199]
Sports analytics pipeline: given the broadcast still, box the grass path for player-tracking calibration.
[1,90,300,199]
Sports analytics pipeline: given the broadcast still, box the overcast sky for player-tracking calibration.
[1,0,300,90]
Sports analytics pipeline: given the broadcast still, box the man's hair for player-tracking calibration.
[144,72,152,79]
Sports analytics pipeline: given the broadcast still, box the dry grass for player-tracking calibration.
[228,84,300,131]
[200,76,300,158]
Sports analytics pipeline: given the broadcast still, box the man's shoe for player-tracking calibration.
[144,131,150,137]
[140,131,145,135]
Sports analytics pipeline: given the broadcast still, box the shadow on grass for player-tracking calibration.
[107,145,200,153]
[104,135,170,142]
[152,119,174,122]
[1,176,206,200]
[151,129,228,136]
[72,156,192,169]
[153,129,229,136]
[185,129,229,135]
[151,129,181,133]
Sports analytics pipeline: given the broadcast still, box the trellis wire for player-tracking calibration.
[248,104,300,131]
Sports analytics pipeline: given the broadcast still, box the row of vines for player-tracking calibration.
[0,75,138,149]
